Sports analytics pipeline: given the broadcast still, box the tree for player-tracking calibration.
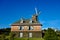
[56,30,60,40]
[9,32,15,40]
[1,34,5,40]
[44,28,59,40]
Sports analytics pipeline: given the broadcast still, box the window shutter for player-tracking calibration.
[18,26,20,29]
[27,26,29,30]
[31,26,33,30]
[22,27,24,30]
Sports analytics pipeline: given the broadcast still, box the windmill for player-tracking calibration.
[35,7,41,16]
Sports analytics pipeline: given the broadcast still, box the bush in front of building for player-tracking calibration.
[9,32,16,40]
[44,28,59,40]
[0,34,5,40]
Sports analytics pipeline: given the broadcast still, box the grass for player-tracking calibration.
[14,38,44,40]
[0,34,44,40]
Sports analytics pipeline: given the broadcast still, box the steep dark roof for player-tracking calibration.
[11,18,42,26]
[11,23,42,26]
[12,19,30,24]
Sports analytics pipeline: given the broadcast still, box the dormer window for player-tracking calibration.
[28,26,33,30]
[20,20,23,23]
[19,26,24,30]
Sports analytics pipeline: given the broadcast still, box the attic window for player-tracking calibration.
[23,21,25,23]
[32,21,34,23]
[20,20,23,23]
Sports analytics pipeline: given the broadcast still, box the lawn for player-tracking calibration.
[14,38,44,40]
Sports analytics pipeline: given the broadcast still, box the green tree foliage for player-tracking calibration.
[0,28,11,35]
[1,34,5,40]
[56,30,60,40]
[9,32,15,40]
[0,28,11,40]
[44,28,58,40]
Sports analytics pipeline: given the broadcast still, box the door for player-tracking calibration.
[29,33,32,37]
[20,33,23,37]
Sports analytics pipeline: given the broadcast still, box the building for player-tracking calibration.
[11,8,42,38]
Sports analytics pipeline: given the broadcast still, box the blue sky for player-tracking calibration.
[0,0,60,30]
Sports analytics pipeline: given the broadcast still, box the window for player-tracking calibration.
[20,33,23,37]
[32,21,34,23]
[20,20,23,23]
[28,26,33,30]
[29,33,32,37]
[19,26,24,30]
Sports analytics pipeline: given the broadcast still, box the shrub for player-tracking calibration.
[44,28,59,40]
